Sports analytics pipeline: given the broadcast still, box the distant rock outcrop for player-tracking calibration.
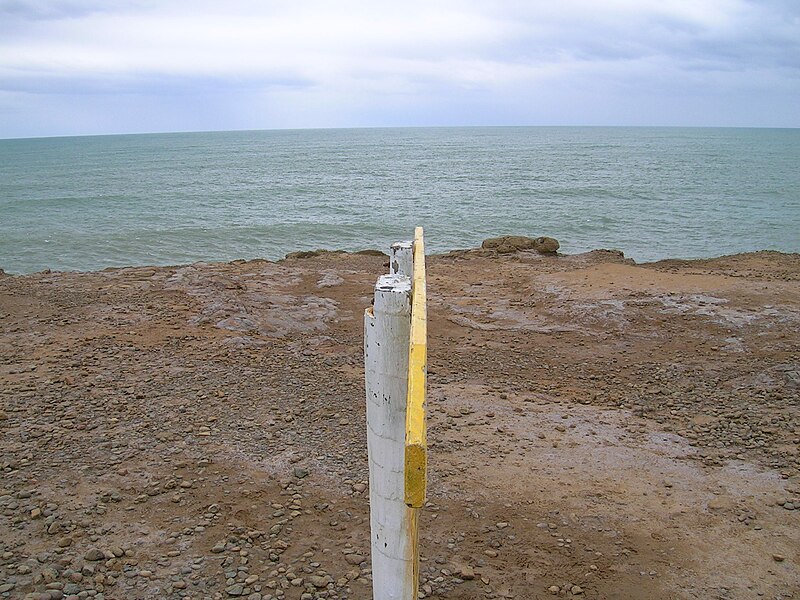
[284,249,345,260]
[481,235,560,255]
[532,236,560,254]
[284,249,387,260]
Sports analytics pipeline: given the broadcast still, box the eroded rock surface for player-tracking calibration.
[0,248,798,599]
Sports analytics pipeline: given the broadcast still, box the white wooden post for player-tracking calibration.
[365,273,416,600]
[390,241,413,277]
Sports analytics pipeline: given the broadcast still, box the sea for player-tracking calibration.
[0,126,798,274]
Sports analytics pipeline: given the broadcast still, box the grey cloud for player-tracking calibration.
[0,0,798,136]
[0,0,149,37]
[493,1,800,74]
[0,71,317,95]
[0,0,144,20]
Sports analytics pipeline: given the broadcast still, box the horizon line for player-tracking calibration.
[2,123,799,142]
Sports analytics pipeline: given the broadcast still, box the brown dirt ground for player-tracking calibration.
[0,246,798,600]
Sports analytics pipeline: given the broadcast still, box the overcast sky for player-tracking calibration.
[1,0,798,137]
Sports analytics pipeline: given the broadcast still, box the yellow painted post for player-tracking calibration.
[404,227,427,600]
[405,226,427,508]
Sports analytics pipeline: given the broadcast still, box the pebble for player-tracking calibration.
[459,565,475,580]
[308,574,331,588]
[84,548,105,561]
[63,583,80,595]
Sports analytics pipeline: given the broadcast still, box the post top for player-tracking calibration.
[375,273,411,293]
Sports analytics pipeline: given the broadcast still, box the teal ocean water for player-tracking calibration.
[1,127,798,274]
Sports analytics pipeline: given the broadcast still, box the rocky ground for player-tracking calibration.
[0,243,798,600]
